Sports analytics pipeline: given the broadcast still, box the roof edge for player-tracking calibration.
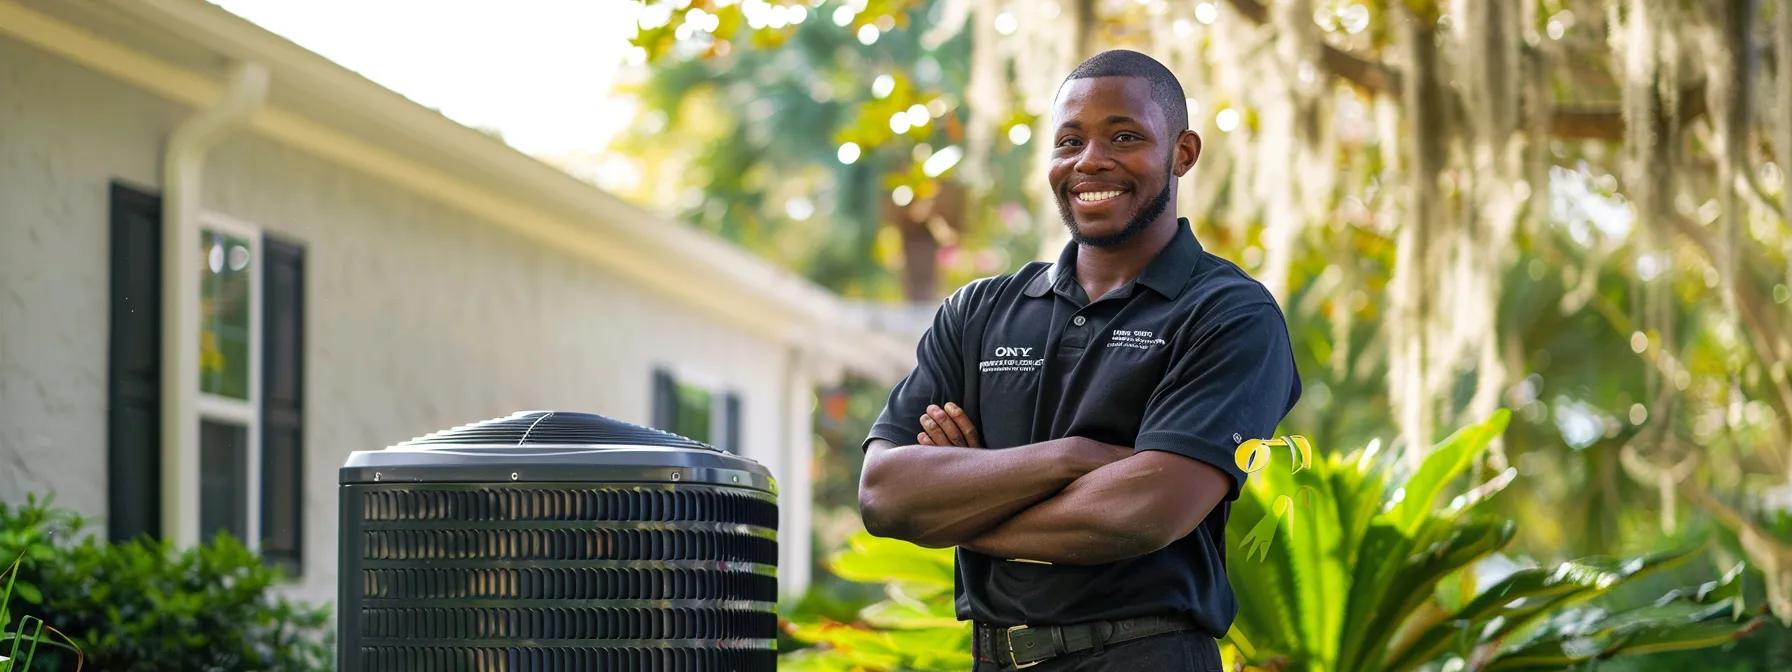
[12,0,914,380]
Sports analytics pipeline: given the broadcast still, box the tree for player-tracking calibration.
[618,0,1041,301]
[624,0,1792,623]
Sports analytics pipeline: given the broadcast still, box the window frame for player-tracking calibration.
[194,211,263,550]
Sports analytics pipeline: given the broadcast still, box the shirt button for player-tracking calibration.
[1072,315,1087,327]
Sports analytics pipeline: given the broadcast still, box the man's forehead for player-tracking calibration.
[1052,76,1162,127]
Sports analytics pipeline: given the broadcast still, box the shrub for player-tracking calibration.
[0,495,330,671]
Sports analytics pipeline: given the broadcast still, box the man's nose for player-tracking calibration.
[1074,141,1116,173]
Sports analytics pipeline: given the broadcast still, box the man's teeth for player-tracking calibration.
[1076,190,1124,203]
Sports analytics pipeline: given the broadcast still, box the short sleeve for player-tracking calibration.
[1133,303,1302,500]
[862,286,974,451]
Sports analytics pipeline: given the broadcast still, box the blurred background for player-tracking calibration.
[1,0,1790,669]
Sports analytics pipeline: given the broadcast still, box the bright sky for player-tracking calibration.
[211,0,643,156]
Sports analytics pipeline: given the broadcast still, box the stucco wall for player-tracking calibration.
[0,35,179,521]
[1,34,816,606]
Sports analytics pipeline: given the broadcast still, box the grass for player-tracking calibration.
[0,549,81,672]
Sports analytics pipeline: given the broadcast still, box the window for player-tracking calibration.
[199,419,249,540]
[200,229,254,400]
[192,214,306,574]
[652,368,743,453]
[195,219,260,551]
[107,194,306,568]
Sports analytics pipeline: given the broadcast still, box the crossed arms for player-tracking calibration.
[858,403,1231,565]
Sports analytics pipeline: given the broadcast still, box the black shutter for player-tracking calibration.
[261,235,305,575]
[107,183,162,543]
[722,392,742,454]
[652,368,678,432]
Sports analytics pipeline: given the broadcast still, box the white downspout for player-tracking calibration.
[162,62,268,547]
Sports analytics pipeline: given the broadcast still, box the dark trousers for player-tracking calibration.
[971,628,1224,671]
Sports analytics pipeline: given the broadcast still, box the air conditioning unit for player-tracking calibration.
[337,411,778,671]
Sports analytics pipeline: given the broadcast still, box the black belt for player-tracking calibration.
[973,614,1197,669]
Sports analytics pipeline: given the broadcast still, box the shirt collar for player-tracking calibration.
[1023,217,1204,300]
[1023,235,1082,298]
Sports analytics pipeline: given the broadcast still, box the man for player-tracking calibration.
[857,50,1301,671]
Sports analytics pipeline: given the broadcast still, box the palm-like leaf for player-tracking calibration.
[826,533,955,593]
[1381,545,1705,670]
[1388,411,1512,536]
[1226,411,1756,672]
[1471,563,1760,670]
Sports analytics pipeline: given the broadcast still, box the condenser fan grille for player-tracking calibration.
[341,483,777,670]
[357,647,772,670]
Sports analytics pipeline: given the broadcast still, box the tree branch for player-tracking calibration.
[1222,0,1708,142]
[1224,0,1402,93]
[1667,213,1792,437]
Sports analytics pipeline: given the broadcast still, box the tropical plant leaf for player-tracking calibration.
[1386,545,1706,671]
[1483,545,1703,643]
[1334,522,1419,672]
[1276,461,1349,669]
[1229,471,1315,659]
[785,619,971,671]
[1384,566,1583,671]
[827,534,955,590]
[784,621,907,669]
[1389,410,1510,537]
[775,647,858,672]
[1347,518,1513,672]
[1328,451,1387,568]
[1480,609,1761,671]
[859,591,959,629]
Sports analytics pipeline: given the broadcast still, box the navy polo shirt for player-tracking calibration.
[865,218,1301,637]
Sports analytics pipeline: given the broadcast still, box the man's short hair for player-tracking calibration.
[1062,50,1190,133]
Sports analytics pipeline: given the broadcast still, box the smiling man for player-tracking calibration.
[857,50,1302,671]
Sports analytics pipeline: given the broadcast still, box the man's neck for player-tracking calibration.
[1072,215,1179,303]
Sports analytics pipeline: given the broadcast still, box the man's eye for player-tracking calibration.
[1115,132,1141,142]
[1056,137,1083,148]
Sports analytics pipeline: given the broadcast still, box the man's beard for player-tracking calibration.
[1056,176,1173,249]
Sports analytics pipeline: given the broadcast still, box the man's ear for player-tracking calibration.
[1172,130,1202,177]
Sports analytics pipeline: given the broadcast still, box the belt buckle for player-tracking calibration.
[1006,624,1042,669]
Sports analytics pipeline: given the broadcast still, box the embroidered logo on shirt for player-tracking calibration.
[980,345,1044,373]
[1106,329,1167,351]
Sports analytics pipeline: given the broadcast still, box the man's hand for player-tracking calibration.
[916,403,981,448]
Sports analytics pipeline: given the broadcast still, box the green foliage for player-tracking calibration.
[1,499,79,672]
[781,532,970,671]
[783,413,1758,671]
[1226,410,1764,672]
[0,495,330,672]
[624,0,1040,300]
[2,552,50,672]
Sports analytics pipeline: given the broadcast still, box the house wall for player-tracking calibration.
[0,35,817,606]
[1,35,175,522]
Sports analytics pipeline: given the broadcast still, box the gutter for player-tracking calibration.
[161,61,268,546]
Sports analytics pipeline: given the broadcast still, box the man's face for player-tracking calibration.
[1048,77,1185,248]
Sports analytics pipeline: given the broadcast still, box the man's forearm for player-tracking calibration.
[859,437,1124,547]
[957,460,1161,564]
